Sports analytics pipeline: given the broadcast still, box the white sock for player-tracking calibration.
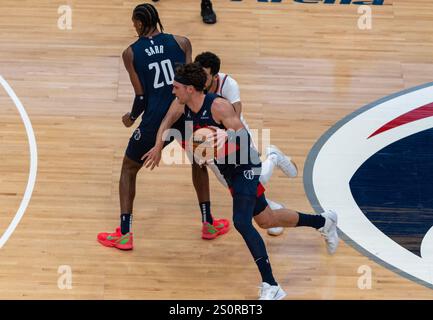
[260,155,277,185]
[266,199,285,211]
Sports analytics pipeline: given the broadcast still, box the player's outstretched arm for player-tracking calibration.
[142,98,184,170]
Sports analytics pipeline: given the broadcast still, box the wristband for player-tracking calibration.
[130,95,146,119]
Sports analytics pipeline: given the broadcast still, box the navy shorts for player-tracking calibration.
[125,115,186,164]
[228,165,269,216]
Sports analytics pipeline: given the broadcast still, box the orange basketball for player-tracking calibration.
[192,127,219,162]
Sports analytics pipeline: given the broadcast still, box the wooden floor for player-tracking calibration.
[1,0,433,299]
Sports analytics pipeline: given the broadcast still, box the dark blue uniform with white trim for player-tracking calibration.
[126,33,186,163]
[184,93,268,216]
[185,93,273,277]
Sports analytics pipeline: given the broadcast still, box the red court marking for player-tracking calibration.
[368,102,433,139]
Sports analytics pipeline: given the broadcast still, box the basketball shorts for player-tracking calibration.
[125,115,186,164]
[227,165,269,216]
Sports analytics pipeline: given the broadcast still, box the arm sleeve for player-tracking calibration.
[130,94,146,120]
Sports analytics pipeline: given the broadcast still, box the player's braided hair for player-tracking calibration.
[133,3,164,36]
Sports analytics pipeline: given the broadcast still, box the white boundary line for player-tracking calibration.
[0,75,38,248]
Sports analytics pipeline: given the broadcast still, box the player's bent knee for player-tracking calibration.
[254,214,273,229]
[253,205,275,229]
[255,219,272,230]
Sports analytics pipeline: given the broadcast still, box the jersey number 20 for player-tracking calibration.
[148,59,175,89]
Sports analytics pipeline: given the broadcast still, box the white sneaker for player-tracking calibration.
[318,210,339,255]
[258,282,287,300]
[267,227,284,236]
[265,145,298,178]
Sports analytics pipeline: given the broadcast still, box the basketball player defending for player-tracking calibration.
[143,63,339,300]
[194,51,298,237]
[97,3,229,250]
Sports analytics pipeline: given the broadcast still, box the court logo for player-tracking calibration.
[293,0,384,4]
[232,0,385,4]
[305,82,433,289]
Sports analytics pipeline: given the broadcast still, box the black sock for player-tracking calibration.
[255,257,277,286]
[120,213,132,235]
[297,212,325,229]
[200,201,213,224]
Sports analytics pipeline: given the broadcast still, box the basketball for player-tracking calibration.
[192,127,219,162]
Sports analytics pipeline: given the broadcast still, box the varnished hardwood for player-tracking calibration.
[0,0,433,299]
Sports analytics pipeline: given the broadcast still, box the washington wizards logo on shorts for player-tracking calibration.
[243,169,254,180]
[304,81,433,290]
[133,128,141,141]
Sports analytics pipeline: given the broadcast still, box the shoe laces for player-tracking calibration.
[258,285,278,300]
[319,226,329,240]
[258,284,266,299]
[258,285,263,297]
[258,283,273,297]
[204,222,217,232]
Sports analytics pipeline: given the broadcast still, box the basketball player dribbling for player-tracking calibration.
[143,63,340,299]
[194,51,299,237]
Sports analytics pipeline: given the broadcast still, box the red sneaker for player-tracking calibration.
[97,227,133,250]
[202,218,230,240]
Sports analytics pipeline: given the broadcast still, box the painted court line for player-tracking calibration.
[0,75,37,248]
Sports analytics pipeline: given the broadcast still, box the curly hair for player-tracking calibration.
[175,63,207,91]
[194,51,221,76]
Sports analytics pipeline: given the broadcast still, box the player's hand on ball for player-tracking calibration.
[207,126,227,156]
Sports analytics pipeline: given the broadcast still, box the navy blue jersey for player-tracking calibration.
[184,93,261,180]
[184,93,225,131]
[131,33,186,130]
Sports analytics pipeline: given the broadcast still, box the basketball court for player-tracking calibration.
[1,0,433,299]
